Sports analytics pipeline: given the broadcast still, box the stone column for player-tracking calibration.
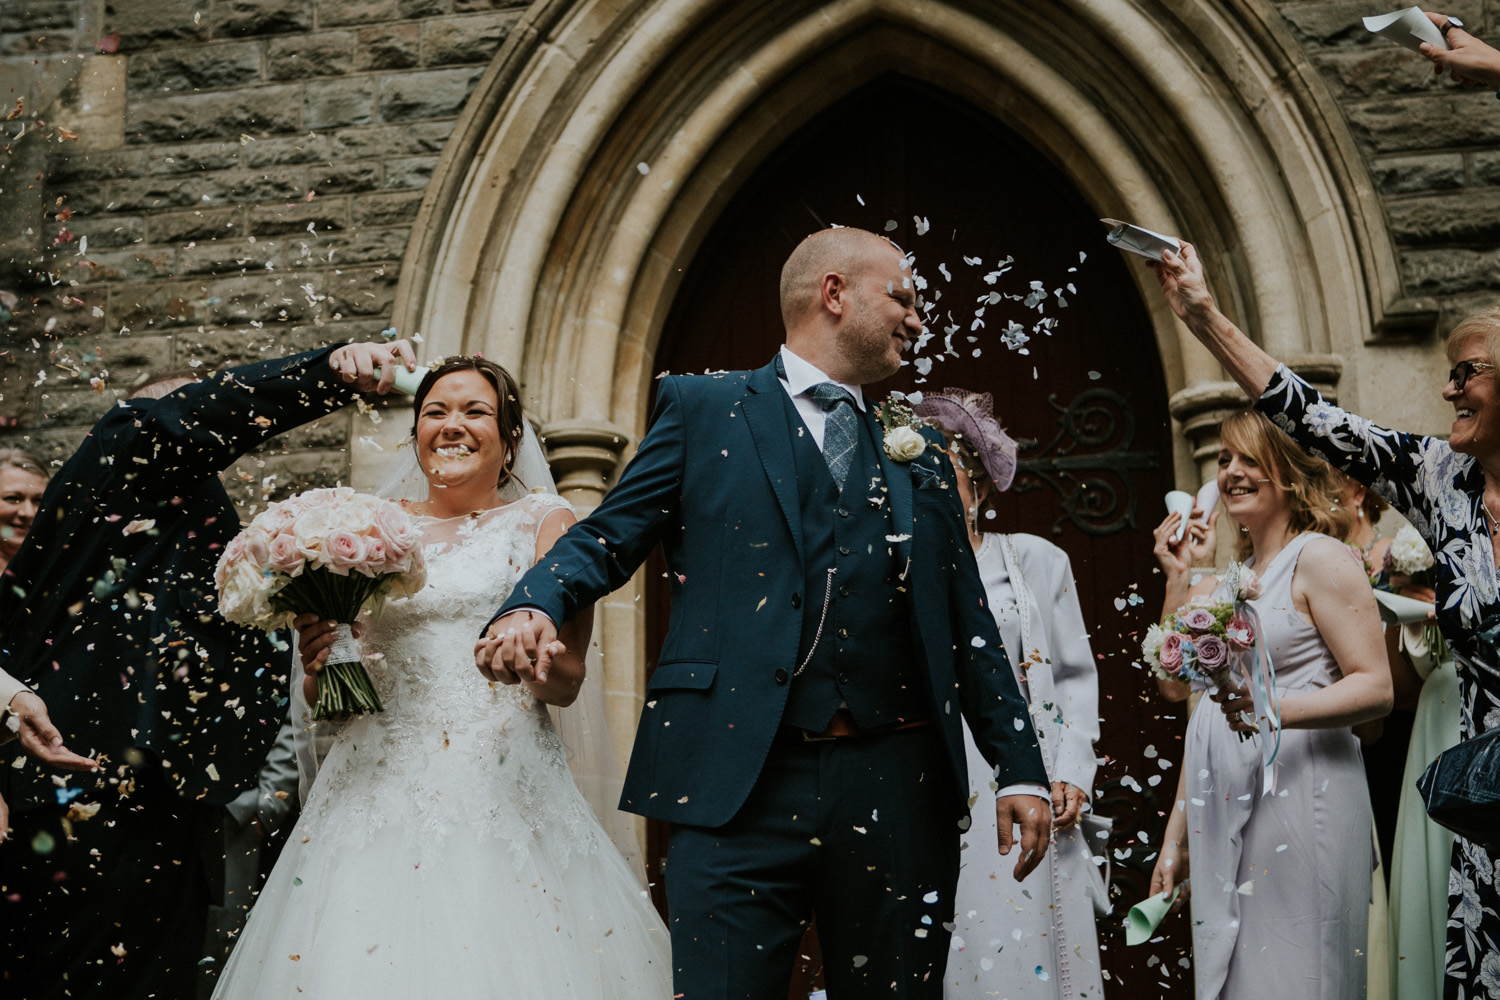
[539,417,643,818]
[539,418,632,511]
[1168,354,1343,485]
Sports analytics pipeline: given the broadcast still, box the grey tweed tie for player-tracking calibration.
[808,382,858,489]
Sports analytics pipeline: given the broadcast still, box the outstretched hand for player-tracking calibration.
[995,793,1052,882]
[328,338,418,394]
[1146,242,1218,326]
[1420,13,1500,89]
[476,610,566,685]
[6,690,99,772]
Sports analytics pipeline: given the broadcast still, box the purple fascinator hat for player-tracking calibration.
[910,390,1018,492]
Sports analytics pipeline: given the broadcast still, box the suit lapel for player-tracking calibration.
[872,408,915,577]
[741,361,805,566]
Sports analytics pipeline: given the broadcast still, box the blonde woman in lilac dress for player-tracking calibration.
[1149,409,1392,1000]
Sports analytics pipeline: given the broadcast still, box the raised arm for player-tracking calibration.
[99,340,415,495]
[1419,12,1500,89]
[1147,243,1280,399]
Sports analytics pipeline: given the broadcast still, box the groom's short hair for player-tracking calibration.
[779,227,891,328]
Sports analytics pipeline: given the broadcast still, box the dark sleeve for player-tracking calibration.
[923,437,1049,789]
[97,346,356,496]
[490,376,688,629]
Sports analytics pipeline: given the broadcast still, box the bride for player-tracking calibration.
[213,357,671,997]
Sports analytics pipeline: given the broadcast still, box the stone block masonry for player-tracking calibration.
[0,0,527,505]
[1284,0,1500,311]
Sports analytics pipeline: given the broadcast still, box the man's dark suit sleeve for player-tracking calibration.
[96,347,355,495]
[930,445,1049,790]
[492,376,687,628]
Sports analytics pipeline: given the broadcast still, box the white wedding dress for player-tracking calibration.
[214,494,671,998]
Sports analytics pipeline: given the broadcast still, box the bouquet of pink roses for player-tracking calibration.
[1141,562,1262,734]
[214,487,426,720]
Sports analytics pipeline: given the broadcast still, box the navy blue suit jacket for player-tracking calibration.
[497,360,1047,828]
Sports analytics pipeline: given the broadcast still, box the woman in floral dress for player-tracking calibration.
[1149,241,1500,998]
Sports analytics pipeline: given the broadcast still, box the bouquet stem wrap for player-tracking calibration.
[314,623,383,719]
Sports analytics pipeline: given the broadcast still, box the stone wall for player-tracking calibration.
[1,0,1497,500]
[1281,0,1500,320]
[0,0,524,504]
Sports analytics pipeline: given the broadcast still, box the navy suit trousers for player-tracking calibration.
[665,725,960,999]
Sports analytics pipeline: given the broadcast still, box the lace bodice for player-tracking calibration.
[295,493,604,867]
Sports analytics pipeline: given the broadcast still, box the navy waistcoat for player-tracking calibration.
[779,391,925,731]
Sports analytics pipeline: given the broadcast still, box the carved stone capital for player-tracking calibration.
[539,419,632,510]
[1168,354,1342,467]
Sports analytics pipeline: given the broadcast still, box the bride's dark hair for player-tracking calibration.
[411,356,527,489]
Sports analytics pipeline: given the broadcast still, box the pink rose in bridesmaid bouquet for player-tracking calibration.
[1159,632,1185,671]
[1181,607,1216,634]
[1226,615,1255,650]
[1195,634,1228,672]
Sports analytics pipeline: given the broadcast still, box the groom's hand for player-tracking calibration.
[995,793,1051,882]
[477,611,563,685]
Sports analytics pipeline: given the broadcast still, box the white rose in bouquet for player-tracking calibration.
[1389,524,1436,577]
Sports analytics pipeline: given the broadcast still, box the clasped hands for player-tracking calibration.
[475,610,566,686]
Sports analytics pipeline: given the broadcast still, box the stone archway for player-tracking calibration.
[363,0,1417,771]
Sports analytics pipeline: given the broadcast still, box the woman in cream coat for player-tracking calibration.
[916,391,1109,1000]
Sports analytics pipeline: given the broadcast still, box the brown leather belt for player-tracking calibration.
[790,708,932,742]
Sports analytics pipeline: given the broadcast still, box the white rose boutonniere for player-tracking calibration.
[884,425,926,462]
[875,391,929,463]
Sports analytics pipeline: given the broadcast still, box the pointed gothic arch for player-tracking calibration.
[360,0,1418,765]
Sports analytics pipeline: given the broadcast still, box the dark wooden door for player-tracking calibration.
[647,76,1192,998]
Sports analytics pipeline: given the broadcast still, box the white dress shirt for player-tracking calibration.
[775,345,866,450]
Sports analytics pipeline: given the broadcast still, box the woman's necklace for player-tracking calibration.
[1484,494,1500,535]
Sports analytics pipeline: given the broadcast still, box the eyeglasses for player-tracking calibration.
[1449,360,1496,392]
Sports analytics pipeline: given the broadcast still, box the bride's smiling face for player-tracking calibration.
[415,370,509,491]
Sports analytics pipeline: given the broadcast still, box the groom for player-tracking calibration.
[481,227,1049,997]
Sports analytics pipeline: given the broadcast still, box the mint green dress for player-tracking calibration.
[1388,643,1460,1000]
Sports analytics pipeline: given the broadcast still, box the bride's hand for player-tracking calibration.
[477,610,563,685]
[295,615,360,708]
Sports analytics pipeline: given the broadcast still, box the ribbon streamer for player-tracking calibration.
[1235,599,1281,796]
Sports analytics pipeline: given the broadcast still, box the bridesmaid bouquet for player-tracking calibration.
[1142,563,1262,735]
[214,487,427,719]
[1384,525,1448,660]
